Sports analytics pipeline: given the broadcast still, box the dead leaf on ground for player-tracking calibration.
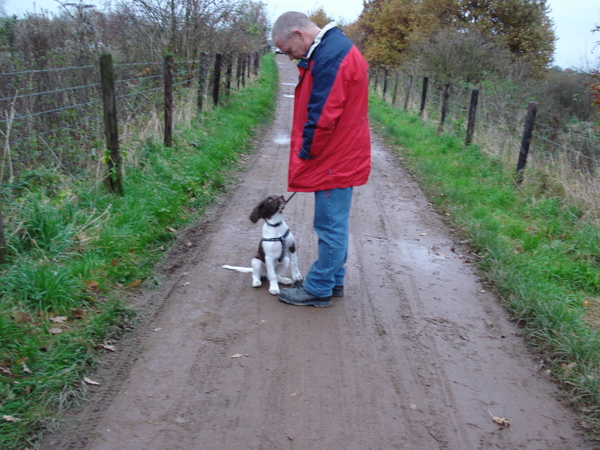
[49,328,63,335]
[126,279,142,289]
[95,343,116,352]
[85,280,100,290]
[12,311,32,323]
[3,415,20,422]
[488,410,510,427]
[21,362,32,374]
[71,308,86,319]
[83,377,100,386]
[1,366,12,376]
[230,353,249,358]
[50,316,68,323]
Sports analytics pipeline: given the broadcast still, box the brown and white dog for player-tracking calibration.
[223,195,302,295]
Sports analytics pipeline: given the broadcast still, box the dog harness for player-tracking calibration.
[263,221,290,263]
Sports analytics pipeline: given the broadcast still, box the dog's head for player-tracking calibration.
[249,195,285,223]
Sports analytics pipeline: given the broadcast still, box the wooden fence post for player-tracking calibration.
[465,89,479,145]
[0,200,6,265]
[382,67,389,99]
[404,75,413,111]
[198,52,208,113]
[99,53,124,195]
[241,54,247,88]
[225,53,233,97]
[164,55,174,147]
[212,53,222,106]
[438,83,450,134]
[236,53,243,90]
[391,71,400,106]
[419,76,429,117]
[516,101,538,183]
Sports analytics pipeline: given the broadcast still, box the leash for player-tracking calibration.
[278,192,297,213]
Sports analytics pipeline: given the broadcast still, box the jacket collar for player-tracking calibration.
[305,21,337,60]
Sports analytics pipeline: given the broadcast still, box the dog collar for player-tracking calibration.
[266,220,282,227]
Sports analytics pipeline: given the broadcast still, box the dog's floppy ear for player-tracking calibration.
[249,203,262,223]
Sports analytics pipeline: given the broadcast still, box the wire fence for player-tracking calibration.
[0,50,267,188]
[371,68,600,181]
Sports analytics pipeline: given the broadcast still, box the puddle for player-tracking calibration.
[273,135,290,145]
[396,240,447,271]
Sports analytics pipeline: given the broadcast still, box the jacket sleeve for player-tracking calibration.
[299,54,350,160]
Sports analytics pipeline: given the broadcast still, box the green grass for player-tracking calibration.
[0,53,278,449]
[370,93,600,432]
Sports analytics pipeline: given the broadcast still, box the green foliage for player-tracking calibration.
[0,54,278,449]
[370,93,600,430]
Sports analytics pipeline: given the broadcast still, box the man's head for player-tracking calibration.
[272,12,321,60]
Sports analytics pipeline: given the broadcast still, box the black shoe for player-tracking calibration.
[278,287,332,307]
[332,285,344,297]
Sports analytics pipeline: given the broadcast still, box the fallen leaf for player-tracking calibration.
[420,233,427,236]
[83,377,100,386]
[492,416,510,427]
[111,258,118,267]
[95,343,116,352]
[488,410,510,428]
[3,415,20,422]
[1,367,12,376]
[50,316,68,323]
[85,280,100,290]
[126,279,142,289]
[71,308,86,319]
[230,354,249,358]
[167,227,177,233]
[21,363,32,374]
[12,311,32,323]
[409,403,418,410]
[49,328,63,335]
[153,327,162,332]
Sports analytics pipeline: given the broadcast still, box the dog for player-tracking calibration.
[223,195,302,295]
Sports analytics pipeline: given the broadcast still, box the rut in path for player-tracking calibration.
[40,56,595,450]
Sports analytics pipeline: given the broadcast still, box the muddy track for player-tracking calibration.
[40,57,597,450]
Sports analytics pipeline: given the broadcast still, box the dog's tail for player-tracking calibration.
[222,265,253,273]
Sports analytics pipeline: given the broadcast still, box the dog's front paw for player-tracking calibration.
[278,276,292,285]
[292,273,303,282]
[268,286,280,295]
[252,279,262,288]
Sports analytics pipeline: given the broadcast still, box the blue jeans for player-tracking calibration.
[303,187,353,297]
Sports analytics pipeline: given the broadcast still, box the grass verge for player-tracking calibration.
[369,93,600,434]
[0,54,278,449]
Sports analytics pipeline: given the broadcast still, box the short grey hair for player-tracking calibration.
[271,11,316,43]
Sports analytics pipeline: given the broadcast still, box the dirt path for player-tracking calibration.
[41,56,597,450]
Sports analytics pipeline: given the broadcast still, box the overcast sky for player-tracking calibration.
[3,0,599,70]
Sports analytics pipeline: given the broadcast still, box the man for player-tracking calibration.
[272,11,371,307]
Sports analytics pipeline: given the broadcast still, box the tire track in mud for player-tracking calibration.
[40,56,596,450]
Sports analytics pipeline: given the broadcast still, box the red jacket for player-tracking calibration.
[288,25,371,192]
